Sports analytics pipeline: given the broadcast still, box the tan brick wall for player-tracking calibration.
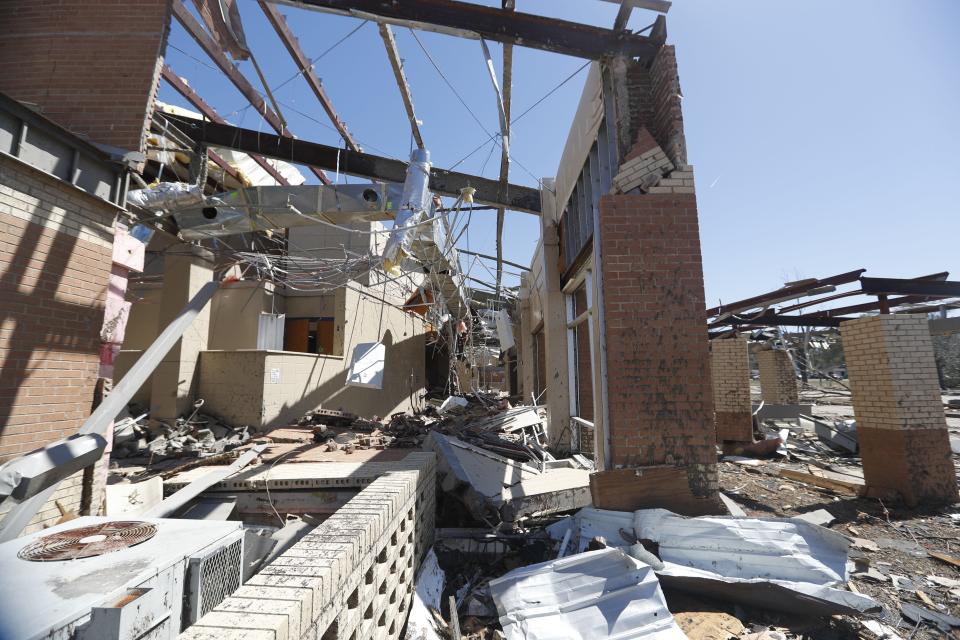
[181,453,436,640]
[841,315,956,505]
[757,349,798,405]
[711,336,753,442]
[0,154,116,529]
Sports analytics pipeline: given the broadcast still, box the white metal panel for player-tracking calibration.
[346,341,385,389]
[489,547,685,640]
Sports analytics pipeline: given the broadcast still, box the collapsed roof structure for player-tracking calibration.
[0,2,957,639]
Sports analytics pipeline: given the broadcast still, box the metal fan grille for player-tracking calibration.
[18,521,157,561]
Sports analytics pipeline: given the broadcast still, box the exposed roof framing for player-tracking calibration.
[161,113,542,214]
[708,271,958,334]
[161,65,290,186]
[377,23,425,149]
[706,269,867,318]
[171,0,331,184]
[272,0,666,59]
[257,0,361,151]
[861,276,960,298]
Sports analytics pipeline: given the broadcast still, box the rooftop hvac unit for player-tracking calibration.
[0,516,244,640]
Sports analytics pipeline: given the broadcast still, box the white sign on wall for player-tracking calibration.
[269,368,281,384]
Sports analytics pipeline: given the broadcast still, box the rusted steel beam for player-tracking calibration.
[272,0,665,60]
[171,1,330,183]
[377,23,425,150]
[161,65,291,186]
[706,269,867,318]
[258,0,361,151]
[162,113,543,214]
[860,276,960,298]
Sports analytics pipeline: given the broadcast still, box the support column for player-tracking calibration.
[540,181,571,448]
[711,336,753,443]
[592,188,718,509]
[149,245,213,423]
[518,272,535,402]
[757,349,798,405]
[841,315,957,505]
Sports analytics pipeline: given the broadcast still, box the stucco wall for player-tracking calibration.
[199,284,426,429]
[208,280,284,351]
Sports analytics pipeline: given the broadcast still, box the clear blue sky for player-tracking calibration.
[159,0,960,305]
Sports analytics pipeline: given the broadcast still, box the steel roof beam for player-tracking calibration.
[271,0,665,60]
[161,113,543,214]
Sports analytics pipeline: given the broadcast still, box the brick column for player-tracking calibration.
[518,273,536,402]
[540,182,571,448]
[711,336,753,443]
[841,315,957,505]
[757,349,798,405]
[596,190,717,501]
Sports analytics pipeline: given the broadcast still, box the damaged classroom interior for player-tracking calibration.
[0,1,958,639]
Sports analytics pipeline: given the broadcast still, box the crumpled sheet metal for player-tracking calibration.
[548,508,880,617]
[405,548,445,640]
[634,508,849,584]
[489,547,686,640]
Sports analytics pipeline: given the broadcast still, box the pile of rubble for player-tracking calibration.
[112,406,251,460]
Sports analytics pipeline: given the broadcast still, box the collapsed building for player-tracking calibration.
[0,2,957,640]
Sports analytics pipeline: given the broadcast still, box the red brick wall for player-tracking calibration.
[598,192,717,497]
[0,0,172,152]
[0,155,115,464]
[627,46,687,168]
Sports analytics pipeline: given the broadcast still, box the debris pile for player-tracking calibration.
[112,409,251,460]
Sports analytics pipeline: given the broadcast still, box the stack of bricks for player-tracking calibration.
[181,452,436,640]
[597,191,717,500]
[841,316,957,505]
[757,349,799,405]
[711,336,753,443]
[611,127,675,194]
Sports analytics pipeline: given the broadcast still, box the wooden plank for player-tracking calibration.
[778,468,862,496]
[930,550,960,569]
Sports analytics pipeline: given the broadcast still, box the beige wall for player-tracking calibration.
[122,284,162,350]
[527,240,546,330]
[199,283,427,429]
[208,280,284,351]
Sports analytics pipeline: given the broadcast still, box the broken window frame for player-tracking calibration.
[564,268,596,455]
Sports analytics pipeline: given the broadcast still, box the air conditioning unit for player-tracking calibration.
[0,516,244,640]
